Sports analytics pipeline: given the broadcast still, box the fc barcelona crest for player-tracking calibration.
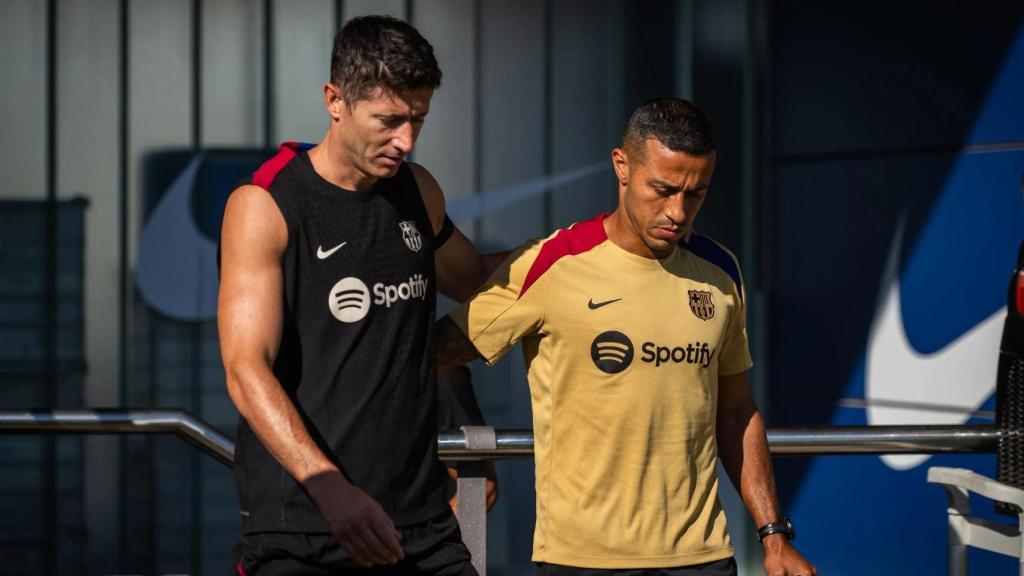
[688,290,715,321]
[399,220,422,252]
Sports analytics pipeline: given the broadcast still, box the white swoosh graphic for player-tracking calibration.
[866,221,1004,470]
[316,242,347,259]
[136,154,607,321]
[446,161,608,225]
[136,155,219,321]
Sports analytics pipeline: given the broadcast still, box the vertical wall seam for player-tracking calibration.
[472,0,482,241]
[189,2,204,574]
[44,0,59,572]
[263,0,274,148]
[543,0,553,232]
[117,0,131,569]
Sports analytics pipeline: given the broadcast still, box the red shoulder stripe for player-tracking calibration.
[519,213,608,299]
[252,142,301,189]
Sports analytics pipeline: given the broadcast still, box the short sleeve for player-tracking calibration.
[447,237,551,365]
[717,271,753,376]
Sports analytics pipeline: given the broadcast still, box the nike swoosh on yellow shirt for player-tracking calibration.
[588,298,622,310]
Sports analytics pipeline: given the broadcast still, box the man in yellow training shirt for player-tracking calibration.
[436,98,815,576]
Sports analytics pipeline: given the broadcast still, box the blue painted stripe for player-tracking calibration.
[684,234,744,302]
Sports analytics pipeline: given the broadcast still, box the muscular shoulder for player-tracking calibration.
[221,184,288,260]
[408,162,445,233]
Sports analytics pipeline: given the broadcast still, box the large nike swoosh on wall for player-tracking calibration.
[135,154,608,321]
[136,155,219,321]
[865,221,1004,470]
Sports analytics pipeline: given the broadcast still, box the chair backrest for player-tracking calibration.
[996,240,1024,516]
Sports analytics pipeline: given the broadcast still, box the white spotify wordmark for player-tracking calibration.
[328,277,370,323]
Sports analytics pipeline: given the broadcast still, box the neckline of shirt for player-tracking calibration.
[596,213,685,268]
[299,150,383,201]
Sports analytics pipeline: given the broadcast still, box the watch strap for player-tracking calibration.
[755,517,794,542]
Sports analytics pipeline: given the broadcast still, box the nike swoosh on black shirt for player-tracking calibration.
[587,298,622,310]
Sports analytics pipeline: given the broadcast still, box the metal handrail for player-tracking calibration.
[0,410,1005,576]
[0,409,234,466]
[439,424,1001,459]
[0,410,1003,465]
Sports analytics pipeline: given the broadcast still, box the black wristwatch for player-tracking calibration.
[755,516,795,542]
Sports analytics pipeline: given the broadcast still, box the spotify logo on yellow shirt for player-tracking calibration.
[590,331,635,374]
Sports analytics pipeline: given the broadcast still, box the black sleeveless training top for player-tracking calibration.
[233,142,448,533]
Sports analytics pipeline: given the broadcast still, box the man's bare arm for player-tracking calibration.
[219,185,402,566]
[411,162,505,301]
[717,370,816,576]
[436,316,483,374]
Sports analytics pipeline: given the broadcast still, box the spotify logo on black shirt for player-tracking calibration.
[328,277,371,323]
[591,331,634,374]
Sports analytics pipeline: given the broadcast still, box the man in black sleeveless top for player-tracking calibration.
[219,16,490,575]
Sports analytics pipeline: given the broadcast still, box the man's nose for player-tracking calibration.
[392,122,414,154]
[664,194,686,225]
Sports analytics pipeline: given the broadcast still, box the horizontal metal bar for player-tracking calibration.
[0,409,234,466]
[765,425,1000,455]
[439,429,536,460]
[0,411,1002,465]
[438,425,1001,459]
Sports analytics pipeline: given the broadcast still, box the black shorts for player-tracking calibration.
[234,510,477,576]
[535,557,737,576]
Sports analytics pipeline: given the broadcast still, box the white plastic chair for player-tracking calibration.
[928,466,1024,575]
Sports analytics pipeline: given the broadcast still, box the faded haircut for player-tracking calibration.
[622,98,716,159]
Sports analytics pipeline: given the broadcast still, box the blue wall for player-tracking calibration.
[768,3,1024,574]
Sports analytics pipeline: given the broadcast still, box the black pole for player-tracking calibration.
[117,0,132,571]
[472,0,482,241]
[43,0,59,573]
[263,0,275,148]
[189,4,204,574]
[192,0,202,151]
[543,0,554,232]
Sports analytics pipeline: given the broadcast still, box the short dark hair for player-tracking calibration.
[623,98,716,159]
[330,15,442,105]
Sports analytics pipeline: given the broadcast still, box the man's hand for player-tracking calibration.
[305,471,404,567]
[762,535,817,576]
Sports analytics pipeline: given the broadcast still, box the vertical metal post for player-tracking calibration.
[940,484,970,576]
[457,461,489,576]
[457,426,496,576]
[43,0,59,572]
[948,539,967,576]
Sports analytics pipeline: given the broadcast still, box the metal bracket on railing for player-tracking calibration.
[457,426,496,576]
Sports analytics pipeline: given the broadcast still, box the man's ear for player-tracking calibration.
[323,83,344,121]
[611,147,630,187]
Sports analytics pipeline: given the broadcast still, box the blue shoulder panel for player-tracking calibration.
[683,234,744,302]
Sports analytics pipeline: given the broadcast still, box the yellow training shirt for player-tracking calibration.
[448,213,753,568]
